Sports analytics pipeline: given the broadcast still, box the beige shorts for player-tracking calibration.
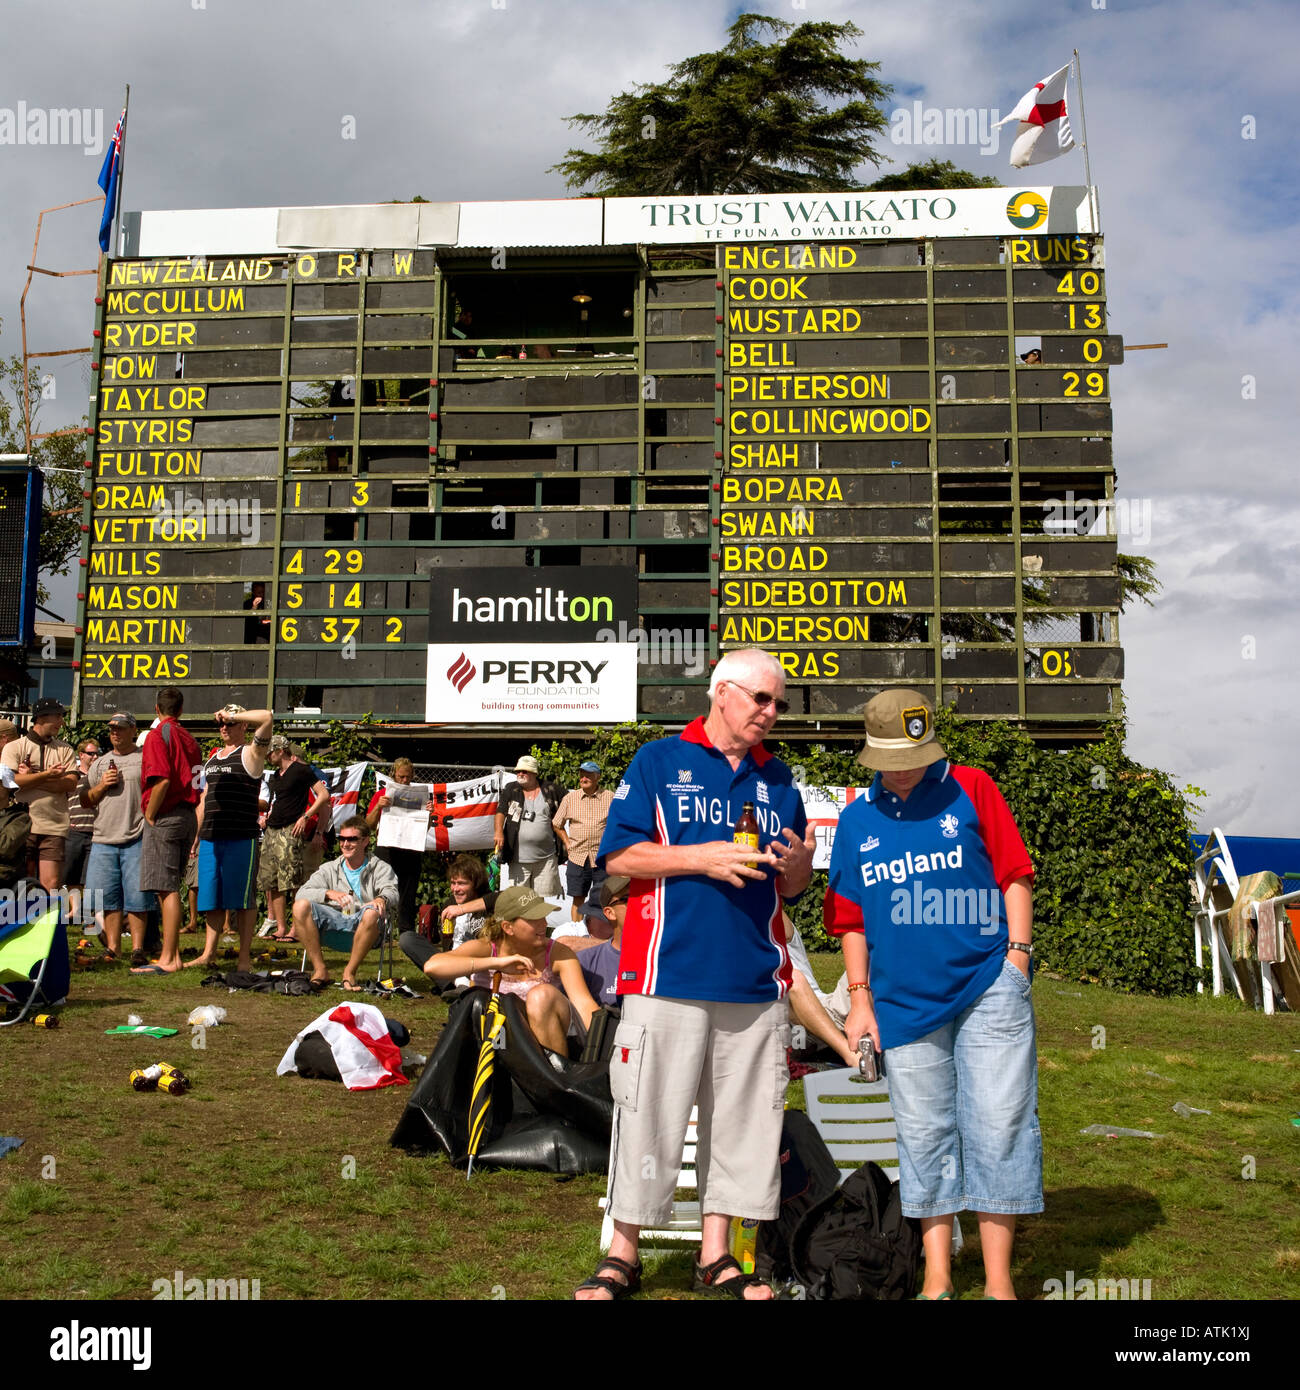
[507,856,561,897]
[605,993,789,1227]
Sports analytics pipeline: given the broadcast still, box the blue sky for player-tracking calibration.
[1,0,1295,834]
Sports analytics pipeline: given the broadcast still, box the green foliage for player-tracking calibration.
[868,159,1000,190]
[552,14,891,196]
[1117,552,1161,610]
[525,721,667,789]
[313,714,380,769]
[773,707,1205,996]
[0,336,87,608]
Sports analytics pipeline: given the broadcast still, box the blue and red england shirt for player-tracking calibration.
[824,760,1033,1049]
[597,717,806,1004]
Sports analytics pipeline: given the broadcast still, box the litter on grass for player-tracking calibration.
[105,1024,179,1038]
[1144,1069,1175,1082]
[1172,1101,1211,1118]
[187,1006,227,1027]
[126,1014,142,1026]
[1080,1125,1163,1139]
[0,1137,23,1159]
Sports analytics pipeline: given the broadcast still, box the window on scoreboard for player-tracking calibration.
[443,269,637,362]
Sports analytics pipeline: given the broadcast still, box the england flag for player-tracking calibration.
[995,63,1075,168]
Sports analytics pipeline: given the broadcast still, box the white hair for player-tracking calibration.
[709,648,786,700]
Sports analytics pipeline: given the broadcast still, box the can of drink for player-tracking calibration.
[33,1014,59,1028]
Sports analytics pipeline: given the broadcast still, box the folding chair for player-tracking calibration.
[0,904,63,1026]
[300,906,395,981]
[599,1108,701,1253]
[803,1066,962,1254]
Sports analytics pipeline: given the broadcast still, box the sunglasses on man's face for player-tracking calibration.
[726,681,790,717]
[338,835,364,844]
[82,749,100,758]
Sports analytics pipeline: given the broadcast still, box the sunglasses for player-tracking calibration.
[726,681,790,717]
[82,749,100,757]
[338,835,364,844]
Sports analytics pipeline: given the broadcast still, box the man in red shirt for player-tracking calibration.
[136,687,202,974]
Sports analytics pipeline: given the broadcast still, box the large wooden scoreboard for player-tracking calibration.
[74,187,1122,744]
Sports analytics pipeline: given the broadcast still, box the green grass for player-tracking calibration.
[0,945,1296,1299]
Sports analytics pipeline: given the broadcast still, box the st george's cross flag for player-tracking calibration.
[995,63,1075,168]
[96,108,126,252]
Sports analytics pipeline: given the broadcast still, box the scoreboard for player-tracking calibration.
[74,187,1123,740]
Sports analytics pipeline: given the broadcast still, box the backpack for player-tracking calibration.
[0,802,32,889]
[789,1159,922,1300]
[755,1110,845,1285]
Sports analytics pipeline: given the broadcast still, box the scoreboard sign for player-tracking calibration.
[75,189,1124,740]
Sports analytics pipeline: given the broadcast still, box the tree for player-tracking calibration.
[551,14,891,196]
[0,334,85,605]
[869,158,1000,191]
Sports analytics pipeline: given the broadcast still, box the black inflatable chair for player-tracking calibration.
[390,989,613,1174]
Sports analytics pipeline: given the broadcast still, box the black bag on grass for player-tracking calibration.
[0,803,32,890]
[755,1110,843,1283]
[789,1160,921,1300]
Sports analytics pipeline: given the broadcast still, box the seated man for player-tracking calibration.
[568,874,629,1011]
[291,816,398,990]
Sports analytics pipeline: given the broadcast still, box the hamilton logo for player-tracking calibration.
[447,652,476,693]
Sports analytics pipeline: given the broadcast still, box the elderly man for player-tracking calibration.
[258,735,330,942]
[292,815,398,990]
[494,755,563,895]
[554,760,613,920]
[1,698,78,895]
[575,648,815,1301]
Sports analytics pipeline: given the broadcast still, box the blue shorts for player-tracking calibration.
[883,955,1043,1218]
[197,838,259,913]
[304,900,382,952]
[84,838,155,915]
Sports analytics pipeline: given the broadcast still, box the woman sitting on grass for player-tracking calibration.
[422,883,599,1055]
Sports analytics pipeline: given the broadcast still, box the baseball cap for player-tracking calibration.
[513,755,540,774]
[856,689,947,771]
[494,884,559,922]
[32,697,65,719]
[107,711,138,728]
[269,733,290,752]
[218,703,247,720]
[0,718,18,739]
[578,760,602,774]
[581,874,631,922]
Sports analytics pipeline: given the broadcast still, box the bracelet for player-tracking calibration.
[847,982,871,994]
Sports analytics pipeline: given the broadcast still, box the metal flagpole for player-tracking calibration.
[111,85,130,256]
[1072,51,1099,233]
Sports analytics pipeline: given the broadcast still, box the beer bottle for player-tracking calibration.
[131,1065,162,1091]
[441,914,455,952]
[733,800,760,869]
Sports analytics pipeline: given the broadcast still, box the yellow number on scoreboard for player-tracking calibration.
[343,582,362,608]
[385,618,403,643]
[1068,303,1104,329]
[284,583,303,609]
[285,550,304,575]
[280,618,298,643]
[351,481,369,507]
[1041,649,1074,676]
[1062,371,1080,396]
[1055,271,1101,296]
[1085,371,1105,397]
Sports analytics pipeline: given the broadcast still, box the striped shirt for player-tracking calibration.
[554,787,613,865]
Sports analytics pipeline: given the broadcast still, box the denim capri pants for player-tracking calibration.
[884,955,1043,1218]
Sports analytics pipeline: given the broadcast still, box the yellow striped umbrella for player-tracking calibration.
[466,972,505,1180]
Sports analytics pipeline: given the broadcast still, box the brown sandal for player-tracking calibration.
[574,1255,642,1300]
[692,1252,769,1299]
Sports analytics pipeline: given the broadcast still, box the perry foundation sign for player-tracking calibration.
[426,643,637,723]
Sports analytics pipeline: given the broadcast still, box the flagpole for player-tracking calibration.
[1072,50,1098,233]
[111,85,130,256]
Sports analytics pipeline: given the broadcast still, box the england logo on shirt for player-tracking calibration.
[613,781,631,801]
[756,781,770,805]
[939,813,960,839]
[861,835,880,852]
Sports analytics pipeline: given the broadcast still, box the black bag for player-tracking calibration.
[755,1111,844,1284]
[789,1159,922,1300]
[0,802,32,890]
